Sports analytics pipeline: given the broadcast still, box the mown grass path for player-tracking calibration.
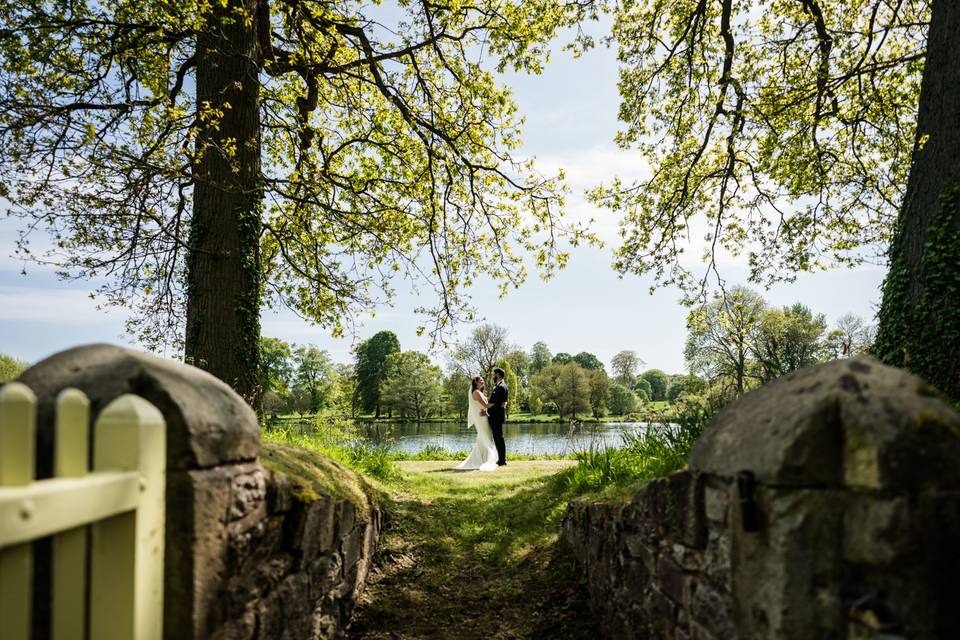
[347,461,599,639]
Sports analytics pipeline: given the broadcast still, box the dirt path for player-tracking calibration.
[347,461,599,640]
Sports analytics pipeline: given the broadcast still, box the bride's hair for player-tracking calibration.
[471,376,483,391]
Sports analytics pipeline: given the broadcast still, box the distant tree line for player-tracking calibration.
[685,287,875,403]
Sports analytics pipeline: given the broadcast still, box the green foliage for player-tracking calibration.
[529,341,552,374]
[0,0,598,349]
[379,351,446,420]
[442,372,470,419]
[639,369,670,402]
[530,362,590,418]
[685,287,766,396]
[263,418,400,482]
[355,331,401,416]
[528,395,544,416]
[551,396,716,496]
[876,183,960,400]
[592,0,928,299]
[607,383,638,416]
[610,350,643,385]
[259,337,294,394]
[753,304,827,382]
[666,375,706,403]
[585,369,610,418]
[551,352,573,365]
[572,351,605,371]
[292,345,339,413]
[631,376,652,399]
[0,353,28,382]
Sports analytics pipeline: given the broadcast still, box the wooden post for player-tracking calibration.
[89,394,166,640]
[0,382,37,640]
[52,388,90,640]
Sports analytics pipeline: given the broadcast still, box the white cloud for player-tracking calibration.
[0,285,129,325]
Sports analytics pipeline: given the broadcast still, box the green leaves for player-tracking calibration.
[1,0,599,349]
[594,0,929,300]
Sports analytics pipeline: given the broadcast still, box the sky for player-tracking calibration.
[0,16,886,375]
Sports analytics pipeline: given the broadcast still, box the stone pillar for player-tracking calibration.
[564,356,960,639]
[688,356,960,639]
[19,344,262,639]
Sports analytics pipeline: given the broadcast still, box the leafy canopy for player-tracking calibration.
[590,0,929,299]
[0,0,600,347]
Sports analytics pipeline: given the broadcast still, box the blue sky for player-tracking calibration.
[0,20,886,374]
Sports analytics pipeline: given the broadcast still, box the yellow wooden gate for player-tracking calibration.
[0,382,166,640]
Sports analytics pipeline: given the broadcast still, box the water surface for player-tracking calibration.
[362,420,648,456]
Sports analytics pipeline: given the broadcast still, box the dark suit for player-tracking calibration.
[488,380,508,464]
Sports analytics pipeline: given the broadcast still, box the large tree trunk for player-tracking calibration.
[875,0,960,400]
[185,0,263,406]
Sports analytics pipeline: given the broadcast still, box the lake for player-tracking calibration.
[361,420,649,456]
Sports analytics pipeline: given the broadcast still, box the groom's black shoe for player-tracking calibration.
[497,461,507,466]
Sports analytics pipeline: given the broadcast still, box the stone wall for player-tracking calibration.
[19,344,382,640]
[563,356,960,639]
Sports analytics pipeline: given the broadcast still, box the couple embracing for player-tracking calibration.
[455,367,508,471]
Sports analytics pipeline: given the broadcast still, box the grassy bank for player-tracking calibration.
[264,397,717,638]
[347,460,597,639]
[265,400,677,427]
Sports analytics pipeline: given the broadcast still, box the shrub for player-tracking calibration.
[551,395,717,496]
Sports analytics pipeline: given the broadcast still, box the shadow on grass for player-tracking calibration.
[348,466,598,639]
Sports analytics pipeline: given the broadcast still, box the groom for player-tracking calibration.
[488,367,509,466]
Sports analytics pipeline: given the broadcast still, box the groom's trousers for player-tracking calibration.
[490,420,506,464]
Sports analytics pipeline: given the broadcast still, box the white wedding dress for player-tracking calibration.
[455,389,499,471]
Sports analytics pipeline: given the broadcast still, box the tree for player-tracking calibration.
[608,383,638,416]
[640,370,670,402]
[379,351,445,421]
[259,337,294,395]
[586,369,611,419]
[573,351,605,371]
[290,386,314,418]
[611,350,644,385]
[632,376,653,400]
[752,304,828,383]
[873,0,960,401]
[1,353,28,382]
[685,287,767,397]
[528,395,544,416]
[292,345,339,413]
[0,1,598,403]
[529,342,553,374]
[825,314,876,360]
[667,375,706,403]
[442,373,470,420]
[448,323,514,378]
[592,1,928,301]
[552,352,573,365]
[355,331,400,418]
[530,362,590,419]
[262,390,288,420]
[502,349,531,410]
[333,363,358,418]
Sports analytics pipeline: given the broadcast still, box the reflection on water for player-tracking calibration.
[361,420,648,456]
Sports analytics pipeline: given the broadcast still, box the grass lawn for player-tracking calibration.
[347,460,598,639]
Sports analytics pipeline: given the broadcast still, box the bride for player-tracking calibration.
[455,375,500,471]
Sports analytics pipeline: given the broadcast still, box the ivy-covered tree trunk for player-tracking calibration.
[876,0,960,401]
[184,0,263,405]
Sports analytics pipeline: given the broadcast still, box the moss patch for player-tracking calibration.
[261,440,382,518]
